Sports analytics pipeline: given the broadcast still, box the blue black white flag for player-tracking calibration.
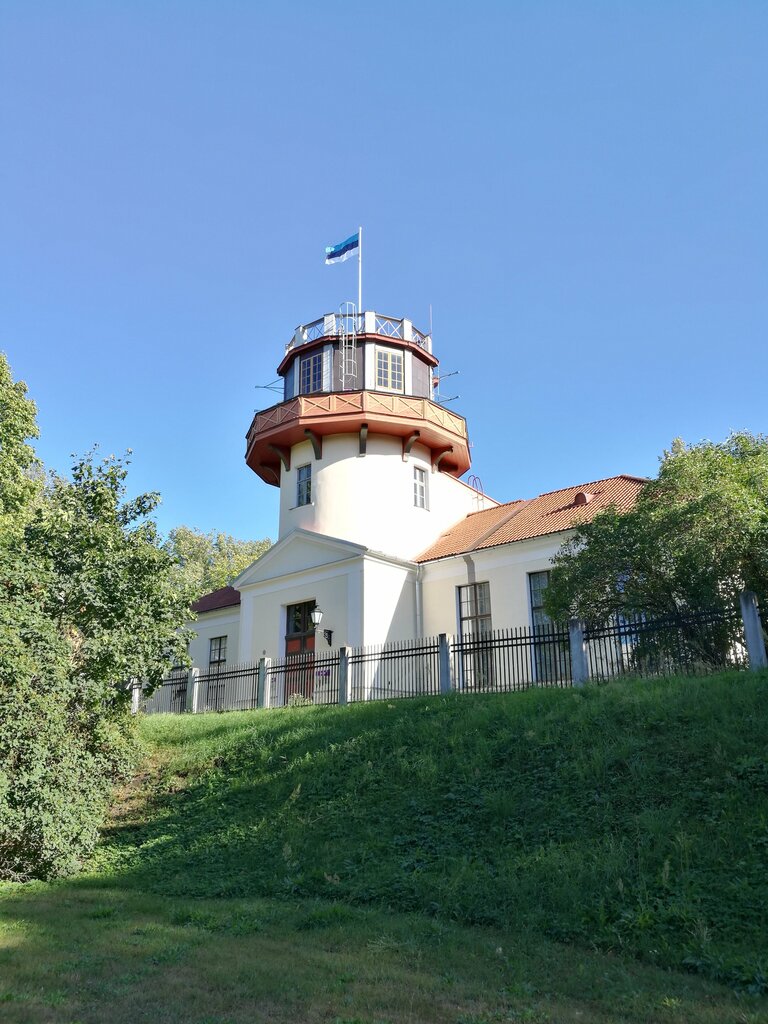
[325,232,360,264]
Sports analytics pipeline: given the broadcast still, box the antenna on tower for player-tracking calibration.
[255,380,283,395]
[431,369,460,404]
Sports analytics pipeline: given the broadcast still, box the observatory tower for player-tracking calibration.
[245,309,493,561]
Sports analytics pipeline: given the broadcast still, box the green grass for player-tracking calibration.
[2,670,768,1021]
[1,882,766,1023]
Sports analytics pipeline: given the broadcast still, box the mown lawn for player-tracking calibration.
[1,882,766,1023]
[2,670,768,1022]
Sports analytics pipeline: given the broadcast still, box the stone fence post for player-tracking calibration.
[186,667,200,713]
[438,633,452,695]
[568,618,588,687]
[740,591,768,671]
[257,657,267,709]
[261,657,273,709]
[338,647,349,706]
[130,679,141,715]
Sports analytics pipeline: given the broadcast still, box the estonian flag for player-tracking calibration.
[325,232,360,265]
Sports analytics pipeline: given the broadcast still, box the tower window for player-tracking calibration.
[300,352,323,394]
[376,348,404,392]
[297,464,311,506]
[413,466,428,509]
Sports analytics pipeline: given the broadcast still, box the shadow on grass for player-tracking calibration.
[86,673,768,994]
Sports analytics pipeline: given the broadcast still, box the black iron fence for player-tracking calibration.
[266,648,340,708]
[348,636,441,701]
[584,606,747,681]
[199,662,260,712]
[141,667,188,714]
[451,624,571,692]
[139,599,764,715]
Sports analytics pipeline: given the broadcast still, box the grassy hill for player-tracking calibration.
[94,670,768,992]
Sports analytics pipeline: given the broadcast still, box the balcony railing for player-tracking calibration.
[285,311,432,354]
[247,391,468,449]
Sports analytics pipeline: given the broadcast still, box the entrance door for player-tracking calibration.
[285,601,316,701]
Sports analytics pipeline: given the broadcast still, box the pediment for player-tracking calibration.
[233,529,368,587]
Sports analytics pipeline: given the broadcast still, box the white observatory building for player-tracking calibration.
[187,309,643,669]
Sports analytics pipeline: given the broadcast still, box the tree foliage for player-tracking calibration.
[165,525,271,601]
[0,353,191,880]
[544,432,768,626]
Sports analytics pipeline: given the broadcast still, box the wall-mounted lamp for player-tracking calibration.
[310,606,334,647]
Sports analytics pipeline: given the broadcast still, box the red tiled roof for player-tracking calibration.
[416,475,647,563]
[191,585,241,613]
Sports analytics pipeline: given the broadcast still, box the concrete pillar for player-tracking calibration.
[130,679,141,715]
[186,668,200,713]
[569,618,588,688]
[263,658,273,709]
[740,591,768,671]
[438,634,452,695]
[257,658,267,709]
[338,647,348,706]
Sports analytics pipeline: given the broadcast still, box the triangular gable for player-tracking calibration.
[234,529,368,588]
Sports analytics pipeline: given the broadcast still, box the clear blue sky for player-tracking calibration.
[2,2,766,542]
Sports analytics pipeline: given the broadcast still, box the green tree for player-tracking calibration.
[0,353,40,524]
[544,432,768,632]
[166,525,271,601]
[0,354,191,879]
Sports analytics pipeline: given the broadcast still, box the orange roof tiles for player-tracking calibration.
[416,475,647,563]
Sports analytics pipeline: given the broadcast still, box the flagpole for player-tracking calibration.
[358,225,363,319]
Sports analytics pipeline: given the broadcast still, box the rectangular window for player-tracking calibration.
[457,582,493,690]
[529,570,564,684]
[296,464,311,506]
[376,348,404,392]
[300,352,323,394]
[413,466,428,509]
[209,635,227,666]
[528,571,552,631]
[458,582,492,635]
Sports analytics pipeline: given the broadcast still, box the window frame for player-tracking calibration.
[413,466,428,509]
[300,352,323,395]
[209,635,227,667]
[375,346,404,393]
[457,581,492,636]
[296,463,312,506]
[528,570,552,632]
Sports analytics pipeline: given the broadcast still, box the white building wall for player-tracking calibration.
[238,560,362,660]
[420,533,572,636]
[278,433,496,559]
[188,608,241,670]
[362,557,417,646]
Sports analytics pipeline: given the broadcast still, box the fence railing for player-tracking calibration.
[348,635,442,701]
[452,624,571,693]
[137,594,766,715]
[584,606,747,681]
[266,648,340,708]
[199,662,260,712]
